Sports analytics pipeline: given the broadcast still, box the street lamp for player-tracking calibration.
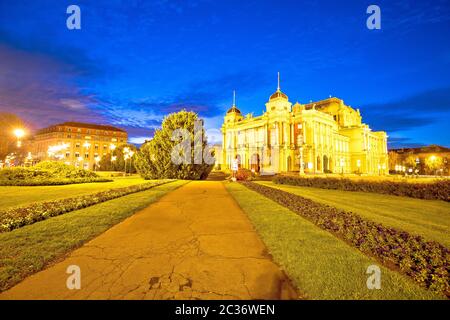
[13,128,25,147]
[124,153,130,176]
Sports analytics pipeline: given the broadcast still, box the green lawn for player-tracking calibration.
[258,181,450,247]
[226,182,443,300]
[0,180,187,292]
[0,176,148,210]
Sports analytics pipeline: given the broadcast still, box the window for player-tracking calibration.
[76,143,80,148]
[84,153,89,159]
[65,152,70,158]
[94,144,99,150]
[75,152,80,158]
[67,134,72,138]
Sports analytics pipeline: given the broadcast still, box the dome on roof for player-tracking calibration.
[226,106,241,114]
[269,89,288,101]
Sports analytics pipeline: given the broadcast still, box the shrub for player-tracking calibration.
[242,181,450,296]
[134,110,214,180]
[0,167,52,181]
[235,168,254,181]
[273,175,450,202]
[34,161,99,178]
[0,180,171,232]
[0,162,103,186]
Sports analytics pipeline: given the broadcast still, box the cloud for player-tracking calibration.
[360,87,450,133]
[387,136,426,149]
[97,69,270,138]
[0,44,106,130]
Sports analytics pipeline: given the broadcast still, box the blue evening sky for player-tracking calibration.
[0,0,449,147]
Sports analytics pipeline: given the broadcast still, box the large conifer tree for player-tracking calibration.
[134,110,214,180]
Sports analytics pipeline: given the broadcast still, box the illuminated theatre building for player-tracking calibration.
[32,122,128,170]
[221,76,388,175]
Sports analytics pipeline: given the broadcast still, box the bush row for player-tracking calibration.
[0,177,112,186]
[242,181,450,296]
[0,162,101,186]
[34,161,99,178]
[273,175,450,201]
[0,180,171,233]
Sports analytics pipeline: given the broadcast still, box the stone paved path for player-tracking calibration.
[0,181,297,300]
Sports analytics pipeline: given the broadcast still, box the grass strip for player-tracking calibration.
[257,181,450,247]
[0,180,173,233]
[0,180,188,292]
[226,182,442,299]
[241,181,449,297]
[273,175,450,201]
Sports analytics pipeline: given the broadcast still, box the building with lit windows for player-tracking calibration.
[221,75,388,175]
[31,122,128,170]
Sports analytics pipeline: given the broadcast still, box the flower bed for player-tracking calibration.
[241,181,450,296]
[273,175,450,201]
[0,180,172,233]
[0,177,112,186]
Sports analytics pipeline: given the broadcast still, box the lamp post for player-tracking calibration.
[123,147,130,176]
[110,144,116,170]
[429,155,437,176]
[111,155,117,170]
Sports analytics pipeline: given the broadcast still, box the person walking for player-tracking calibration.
[231,155,239,181]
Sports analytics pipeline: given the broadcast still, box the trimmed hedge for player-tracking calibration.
[34,161,99,178]
[273,175,450,201]
[242,181,450,296]
[0,162,107,186]
[0,177,112,186]
[0,180,172,233]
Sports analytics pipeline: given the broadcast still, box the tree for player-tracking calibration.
[98,144,137,173]
[388,151,399,171]
[424,155,443,175]
[134,110,214,180]
[0,113,26,161]
[404,154,417,169]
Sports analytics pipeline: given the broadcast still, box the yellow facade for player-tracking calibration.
[221,81,388,175]
[31,122,128,170]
